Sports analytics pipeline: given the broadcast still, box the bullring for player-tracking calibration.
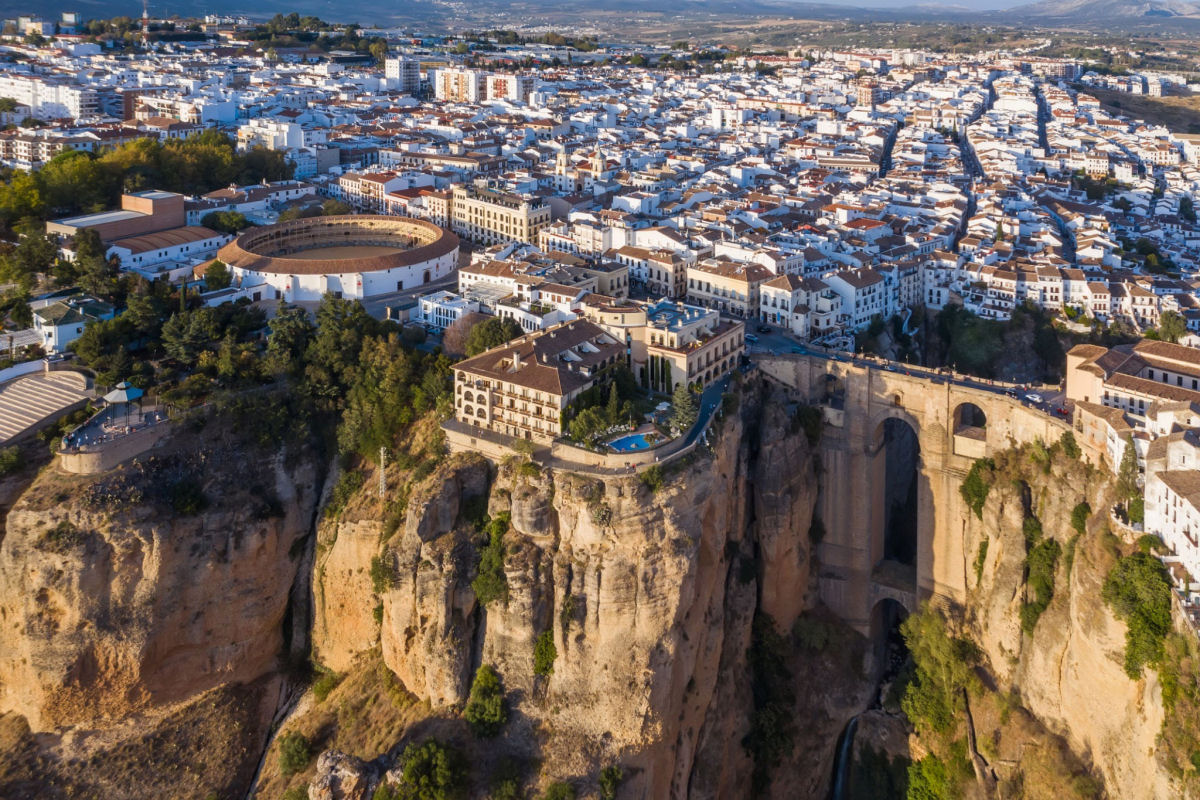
[216,215,459,301]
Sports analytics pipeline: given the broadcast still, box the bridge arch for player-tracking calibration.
[953,401,987,435]
[871,415,921,569]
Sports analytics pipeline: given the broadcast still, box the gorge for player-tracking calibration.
[0,360,1193,800]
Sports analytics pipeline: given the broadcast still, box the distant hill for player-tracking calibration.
[1009,0,1200,19]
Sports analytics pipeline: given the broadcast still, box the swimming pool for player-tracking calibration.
[608,433,653,452]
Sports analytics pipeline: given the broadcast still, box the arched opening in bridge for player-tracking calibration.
[953,402,987,439]
[876,417,919,567]
[868,598,910,685]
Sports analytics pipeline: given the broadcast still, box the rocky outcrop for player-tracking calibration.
[964,451,1175,799]
[309,750,379,800]
[0,438,320,732]
[313,518,386,673]
[308,381,827,798]
[380,455,490,707]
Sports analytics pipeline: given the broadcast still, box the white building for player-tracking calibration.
[418,290,479,330]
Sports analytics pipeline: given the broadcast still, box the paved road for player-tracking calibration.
[360,268,460,320]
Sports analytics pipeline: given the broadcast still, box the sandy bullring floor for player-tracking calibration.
[284,245,404,260]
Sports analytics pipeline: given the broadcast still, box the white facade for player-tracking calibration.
[227,248,458,303]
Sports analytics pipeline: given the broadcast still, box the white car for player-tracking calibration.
[1025,393,1043,404]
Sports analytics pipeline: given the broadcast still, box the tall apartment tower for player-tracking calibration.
[385,57,422,96]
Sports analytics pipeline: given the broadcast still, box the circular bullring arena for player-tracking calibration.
[217,215,459,302]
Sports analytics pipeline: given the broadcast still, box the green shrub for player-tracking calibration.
[1021,538,1061,633]
[169,478,207,515]
[486,758,524,800]
[959,458,994,519]
[973,539,989,584]
[325,469,364,517]
[899,608,979,736]
[906,754,949,800]
[373,602,383,625]
[518,460,541,479]
[560,594,578,631]
[1103,551,1172,677]
[370,555,396,594]
[472,514,509,606]
[1071,501,1091,537]
[277,731,311,776]
[311,665,342,702]
[793,615,836,651]
[1022,516,1043,546]
[282,788,308,800]
[1060,431,1081,460]
[393,738,466,800]
[463,664,507,737]
[599,765,622,800]
[639,465,665,493]
[1128,495,1145,525]
[540,782,575,800]
[534,629,557,676]
[36,520,86,552]
[0,445,21,477]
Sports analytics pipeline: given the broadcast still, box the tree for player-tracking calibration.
[201,210,251,234]
[277,731,311,775]
[161,309,219,366]
[392,738,466,800]
[1116,434,1139,501]
[370,39,388,62]
[464,316,522,356]
[0,98,17,113]
[534,629,557,675]
[540,784,576,800]
[1103,551,1172,677]
[463,664,507,737]
[323,198,352,215]
[1181,194,1197,223]
[1160,310,1187,344]
[204,260,232,291]
[441,312,484,358]
[671,382,698,432]
[599,766,622,800]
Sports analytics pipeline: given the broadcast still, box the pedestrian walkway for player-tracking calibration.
[0,371,90,444]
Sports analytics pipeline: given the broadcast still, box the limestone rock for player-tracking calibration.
[0,447,319,731]
[309,749,378,800]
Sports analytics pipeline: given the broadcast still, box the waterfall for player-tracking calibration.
[829,714,860,800]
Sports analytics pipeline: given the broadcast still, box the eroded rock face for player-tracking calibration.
[964,456,1175,799]
[313,518,385,673]
[344,385,826,799]
[309,750,378,800]
[0,447,319,731]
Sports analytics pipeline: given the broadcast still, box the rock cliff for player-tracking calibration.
[0,420,322,800]
[962,447,1175,798]
[308,382,840,797]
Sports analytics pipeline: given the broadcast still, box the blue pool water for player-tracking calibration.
[608,433,652,452]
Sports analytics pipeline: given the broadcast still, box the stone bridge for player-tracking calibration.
[757,354,1071,640]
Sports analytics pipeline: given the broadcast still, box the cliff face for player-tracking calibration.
[0,436,320,732]
[311,383,833,797]
[963,451,1175,799]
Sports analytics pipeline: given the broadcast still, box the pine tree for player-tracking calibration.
[671,382,698,432]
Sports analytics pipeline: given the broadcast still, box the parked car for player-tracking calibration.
[744,334,759,343]
[757,324,771,334]
[1004,388,1018,398]
[1025,393,1044,404]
